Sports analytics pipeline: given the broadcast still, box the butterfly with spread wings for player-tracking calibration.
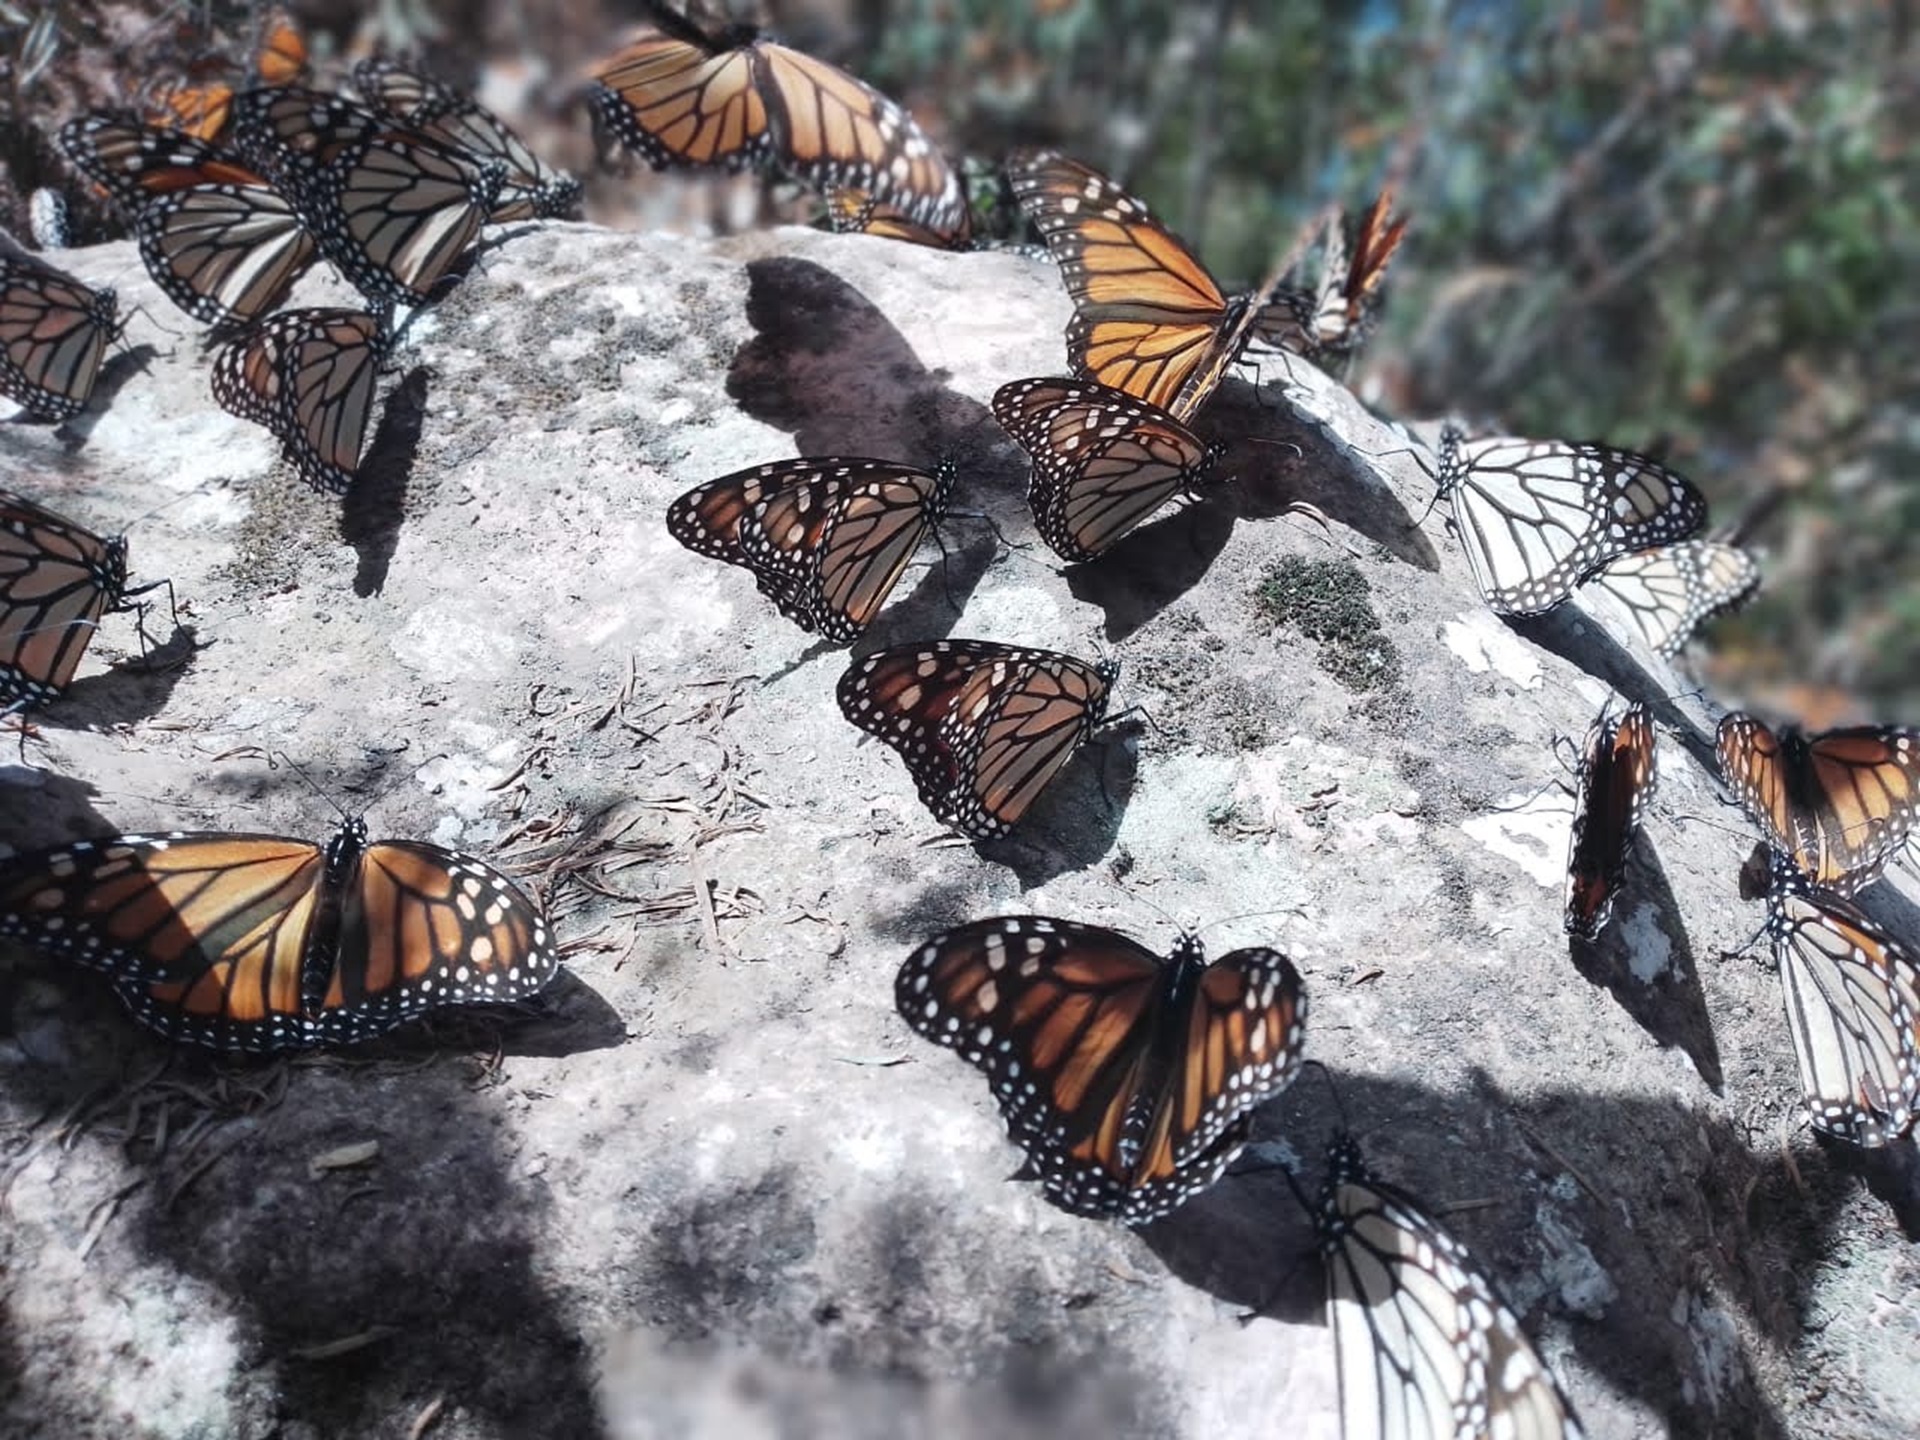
[353,58,582,223]
[992,376,1221,562]
[1752,845,1920,1146]
[897,915,1307,1224]
[666,456,956,642]
[1564,701,1657,940]
[837,639,1115,838]
[1717,713,1920,896]
[1006,148,1295,424]
[1315,1132,1588,1440]
[212,308,387,494]
[0,489,148,708]
[1432,425,1709,616]
[1579,540,1760,659]
[0,237,118,421]
[229,86,505,308]
[59,113,318,326]
[0,820,559,1052]
[588,6,968,244]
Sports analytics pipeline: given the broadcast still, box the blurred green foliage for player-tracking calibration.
[851,0,1918,719]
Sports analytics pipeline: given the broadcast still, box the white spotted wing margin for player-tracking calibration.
[1318,1133,1587,1440]
[895,916,1308,1226]
[1435,425,1708,618]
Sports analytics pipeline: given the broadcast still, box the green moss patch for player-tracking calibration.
[1255,556,1403,693]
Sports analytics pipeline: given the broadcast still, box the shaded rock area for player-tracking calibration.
[2,223,1916,1439]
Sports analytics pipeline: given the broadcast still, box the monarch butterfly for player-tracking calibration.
[991,375,1221,562]
[229,87,504,307]
[1315,1132,1588,1440]
[1265,189,1408,360]
[825,186,971,250]
[1716,713,1920,896]
[666,456,956,642]
[896,915,1307,1224]
[0,237,118,421]
[1755,846,1920,1146]
[352,58,583,223]
[139,7,310,142]
[1433,425,1709,616]
[836,639,1116,838]
[0,820,560,1052]
[1564,701,1656,940]
[1005,149,1289,423]
[1578,540,1760,659]
[211,308,387,494]
[58,114,318,326]
[586,8,968,241]
[0,489,138,707]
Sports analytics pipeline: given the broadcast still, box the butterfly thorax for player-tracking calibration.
[102,536,131,607]
[307,818,372,1013]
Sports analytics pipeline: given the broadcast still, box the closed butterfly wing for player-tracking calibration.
[228,87,408,203]
[0,243,117,421]
[1564,702,1657,939]
[1762,850,1920,1145]
[836,638,1115,838]
[0,489,131,706]
[57,114,262,215]
[212,308,387,493]
[1319,1134,1587,1440]
[0,822,558,1052]
[1306,189,1407,359]
[1581,541,1759,658]
[826,187,971,250]
[897,916,1307,1224]
[1717,713,1920,895]
[668,457,953,641]
[353,58,582,222]
[1436,427,1709,616]
[992,376,1217,561]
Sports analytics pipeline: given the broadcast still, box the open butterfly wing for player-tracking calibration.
[993,376,1213,560]
[1321,1135,1587,1440]
[1564,703,1656,939]
[1717,715,1920,895]
[588,33,773,172]
[324,838,559,1044]
[0,832,326,1047]
[1441,434,1708,616]
[1006,150,1230,414]
[1582,541,1760,658]
[0,490,128,704]
[1766,854,1920,1145]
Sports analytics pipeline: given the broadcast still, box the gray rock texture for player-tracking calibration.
[1,222,1916,1440]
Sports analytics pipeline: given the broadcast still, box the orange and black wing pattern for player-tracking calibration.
[0,243,117,421]
[0,489,130,706]
[837,639,1115,838]
[0,822,559,1051]
[667,457,955,641]
[993,375,1217,561]
[896,916,1307,1224]
[212,308,387,494]
[1564,702,1657,939]
[1006,149,1233,416]
[1718,713,1920,895]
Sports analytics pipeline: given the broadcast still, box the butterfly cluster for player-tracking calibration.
[5,7,1914,1439]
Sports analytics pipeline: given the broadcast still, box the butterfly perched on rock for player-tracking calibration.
[0,820,560,1052]
[1564,700,1657,940]
[992,375,1220,562]
[666,456,956,642]
[897,915,1307,1224]
[836,639,1115,838]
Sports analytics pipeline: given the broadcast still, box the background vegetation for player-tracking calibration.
[4,0,1913,721]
